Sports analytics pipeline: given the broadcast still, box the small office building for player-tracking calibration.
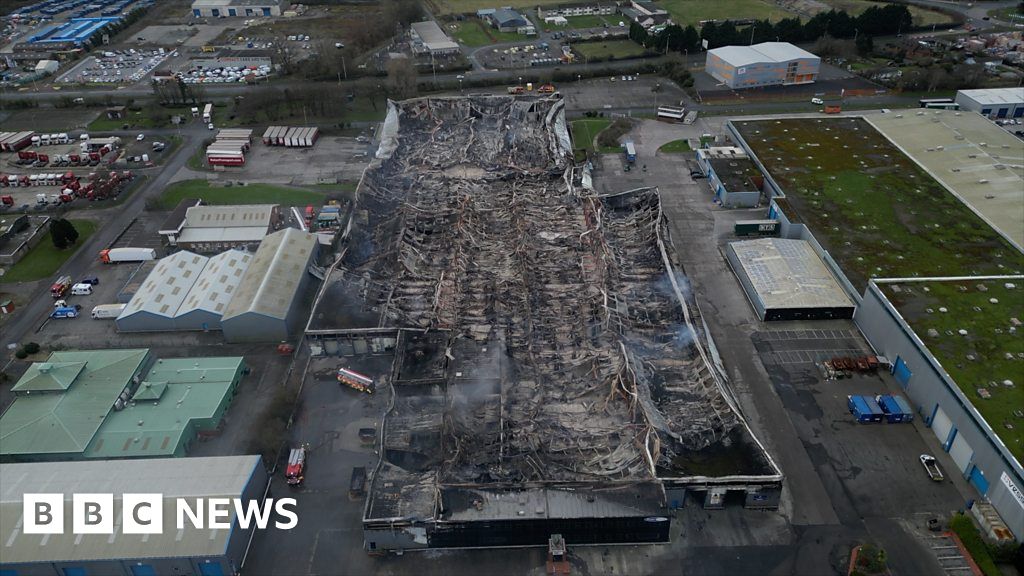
[955,87,1024,119]
[706,42,819,89]
[0,455,267,576]
[727,238,856,321]
[696,147,765,208]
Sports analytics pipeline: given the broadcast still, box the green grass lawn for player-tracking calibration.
[882,281,1023,462]
[88,105,193,132]
[156,180,325,209]
[658,139,692,153]
[732,117,1024,290]
[570,118,611,152]
[988,5,1024,22]
[0,219,97,283]
[430,0,558,15]
[450,19,528,46]
[574,40,649,61]
[660,0,786,27]
[563,14,611,29]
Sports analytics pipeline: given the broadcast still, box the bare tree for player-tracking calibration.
[385,58,418,100]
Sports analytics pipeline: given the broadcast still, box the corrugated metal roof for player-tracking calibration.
[729,238,854,310]
[184,204,275,228]
[0,350,150,456]
[222,227,317,322]
[176,226,270,245]
[709,42,818,67]
[119,250,251,321]
[0,455,261,563]
[411,21,459,51]
[120,251,209,319]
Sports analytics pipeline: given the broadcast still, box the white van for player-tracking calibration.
[70,283,93,296]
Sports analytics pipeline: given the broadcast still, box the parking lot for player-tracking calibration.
[217,136,373,185]
[56,48,173,85]
[476,41,567,70]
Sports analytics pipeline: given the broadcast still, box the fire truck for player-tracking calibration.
[50,275,72,298]
[337,367,374,394]
[285,445,308,486]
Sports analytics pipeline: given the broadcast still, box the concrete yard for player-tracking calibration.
[197,135,373,185]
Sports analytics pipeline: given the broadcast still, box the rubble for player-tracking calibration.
[333,95,778,534]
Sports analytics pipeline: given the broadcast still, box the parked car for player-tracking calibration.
[136,133,145,141]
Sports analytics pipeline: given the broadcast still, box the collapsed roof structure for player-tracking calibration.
[310,95,781,550]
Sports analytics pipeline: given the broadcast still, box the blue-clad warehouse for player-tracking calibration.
[0,455,268,576]
[28,17,121,45]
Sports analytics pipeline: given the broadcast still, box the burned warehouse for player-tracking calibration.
[308,95,782,551]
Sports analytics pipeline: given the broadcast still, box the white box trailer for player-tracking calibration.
[214,138,250,151]
[217,128,253,141]
[262,126,276,145]
[91,303,127,319]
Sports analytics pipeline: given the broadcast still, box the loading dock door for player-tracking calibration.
[931,405,953,448]
[969,466,989,495]
[893,357,912,388]
[948,432,973,473]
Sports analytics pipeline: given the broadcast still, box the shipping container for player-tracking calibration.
[735,220,780,237]
[892,395,914,421]
[848,395,883,423]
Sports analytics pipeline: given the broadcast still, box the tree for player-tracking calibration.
[50,219,70,250]
[49,219,78,250]
[385,58,418,100]
[856,34,874,56]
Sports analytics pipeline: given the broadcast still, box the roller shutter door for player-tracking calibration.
[931,406,953,448]
[949,432,973,473]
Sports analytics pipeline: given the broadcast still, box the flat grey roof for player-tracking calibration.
[729,238,854,310]
[709,42,818,67]
[956,87,1024,106]
[867,110,1024,250]
[410,21,459,51]
[0,456,261,564]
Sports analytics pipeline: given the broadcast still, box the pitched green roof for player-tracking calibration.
[0,350,150,457]
[83,357,244,459]
[11,361,87,392]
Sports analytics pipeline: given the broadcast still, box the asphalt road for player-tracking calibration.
[0,122,205,349]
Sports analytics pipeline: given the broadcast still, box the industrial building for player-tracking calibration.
[727,116,1024,543]
[0,455,267,576]
[695,146,765,207]
[191,0,282,17]
[536,3,615,18]
[955,87,1024,119]
[705,42,819,89]
[480,8,535,33]
[867,109,1024,250]
[855,277,1023,541]
[115,249,253,332]
[310,95,781,551]
[158,203,280,252]
[0,350,245,461]
[221,227,318,342]
[727,238,856,321]
[27,17,121,46]
[410,21,460,55]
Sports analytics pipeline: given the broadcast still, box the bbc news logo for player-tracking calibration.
[23,494,298,534]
